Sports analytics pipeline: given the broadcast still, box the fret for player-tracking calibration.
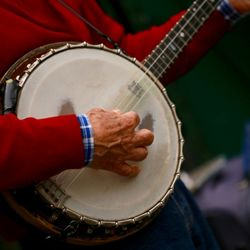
[154,45,170,62]
[187,19,198,34]
[167,28,189,47]
[144,58,164,74]
[199,2,214,14]
[163,31,186,54]
[195,8,208,22]
[185,8,195,21]
[144,0,220,78]
[189,15,204,32]
[161,34,190,63]
[149,49,171,68]
[164,45,179,62]
[146,44,175,68]
[151,67,165,79]
[153,58,167,72]
[207,0,217,7]
[175,18,193,41]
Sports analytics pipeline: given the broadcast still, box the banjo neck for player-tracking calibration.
[113,0,221,112]
[143,0,220,78]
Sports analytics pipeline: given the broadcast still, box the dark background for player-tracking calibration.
[98,0,250,171]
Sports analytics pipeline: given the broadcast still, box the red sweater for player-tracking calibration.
[0,0,229,190]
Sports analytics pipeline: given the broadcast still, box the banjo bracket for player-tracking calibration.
[3,78,20,114]
[61,219,80,238]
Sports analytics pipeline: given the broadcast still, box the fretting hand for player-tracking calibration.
[87,108,154,177]
[229,0,250,13]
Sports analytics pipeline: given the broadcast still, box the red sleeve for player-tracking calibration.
[0,114,84,191]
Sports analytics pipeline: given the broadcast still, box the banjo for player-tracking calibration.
[0,0,220,245]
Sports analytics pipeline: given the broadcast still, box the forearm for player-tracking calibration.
[0,114,84,190]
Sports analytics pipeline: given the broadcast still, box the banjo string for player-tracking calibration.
[58,0,213,117]
[59,0,212,190]
[111,0,212,112]
[57,0,211,119]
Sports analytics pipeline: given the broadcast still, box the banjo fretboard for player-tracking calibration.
[144,0,220,78]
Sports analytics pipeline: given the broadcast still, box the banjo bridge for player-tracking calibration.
[128,81,145,98]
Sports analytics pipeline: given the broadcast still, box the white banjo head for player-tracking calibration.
[16,43,183,225]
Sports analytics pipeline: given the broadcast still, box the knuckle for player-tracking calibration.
[112,109,122,114]
[92,107,104,112]
[132,111,140,123]
[125,111,140,122]
[126,111,140,127]
[87,107,104,115]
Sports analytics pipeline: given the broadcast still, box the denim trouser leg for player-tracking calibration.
[96,179,220,250]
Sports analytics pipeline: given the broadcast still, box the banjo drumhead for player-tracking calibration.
[16,45,181,223]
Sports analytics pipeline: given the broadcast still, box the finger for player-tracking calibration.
[121,111,140,130]
[124,147,148,161]
[120,129,154,151]
[112,109,122,114]
[111,162,140,177]
[132,129,154,147]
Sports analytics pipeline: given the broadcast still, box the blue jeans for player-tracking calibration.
[95,179,219,250]
[19,180,219,250]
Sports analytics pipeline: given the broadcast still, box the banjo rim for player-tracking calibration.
[0,41,184,245]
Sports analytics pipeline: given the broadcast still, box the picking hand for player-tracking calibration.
[87,108,154,177]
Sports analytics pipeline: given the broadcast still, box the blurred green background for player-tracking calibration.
[98,0,250,171]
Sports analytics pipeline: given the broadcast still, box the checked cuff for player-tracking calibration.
[77,114,94,166]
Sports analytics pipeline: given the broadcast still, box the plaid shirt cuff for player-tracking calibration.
[217,0,241,23]
[77,114,94,166]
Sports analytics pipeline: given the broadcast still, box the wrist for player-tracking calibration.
[77,114,94,166]
[217,0,241,23]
